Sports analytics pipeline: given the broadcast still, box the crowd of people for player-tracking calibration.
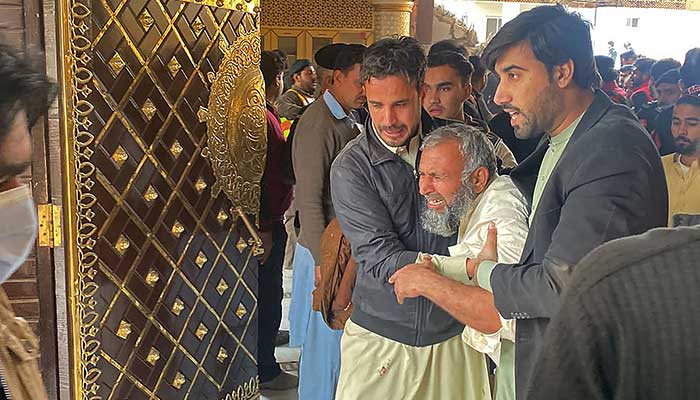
[0,3,698,400]
[256,4,700,400]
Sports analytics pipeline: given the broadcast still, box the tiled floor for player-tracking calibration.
[261,269,299,400]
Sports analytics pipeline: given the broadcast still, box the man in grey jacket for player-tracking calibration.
[395,5,666,398]
[331,37,490,400]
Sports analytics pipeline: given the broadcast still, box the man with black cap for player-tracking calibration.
[655,68,682,108]
[287,42,365,400]
[275,59,317,135]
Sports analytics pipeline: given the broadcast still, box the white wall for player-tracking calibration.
[436,0,700,63]
[581,7,700,64]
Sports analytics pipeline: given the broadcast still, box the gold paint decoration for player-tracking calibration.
[195,323,208,340]
[217,209,229,225]
[146,348,160,365]
[108,52,126,75]
[167,56,182,77]
[145,269,159,287]
[216,347,229,363]
[141,99,157,121]
[64,0,104,395]
[170,140,183,158]
[216,278,229,295]
[192,17,205,36]
[222,376,259,400]
[143,186,158,202]
[111,145,128,168]
[195,251,208,268]
[181,0,260,13]
[171,221,185,238]
[138,9,154,31]
[194,176,207,192]
[235,304,247,319]
[172,372,186,390]
[114,235,130,255]
[199,31,267,218]
[116,320,132,339]
[171,298,185,316]
[236,237,248,252]
[65,0,263,397]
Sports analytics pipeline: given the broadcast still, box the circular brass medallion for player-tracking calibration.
[201,31,267,218]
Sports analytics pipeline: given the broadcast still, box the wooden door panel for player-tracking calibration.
[61,0,262,398]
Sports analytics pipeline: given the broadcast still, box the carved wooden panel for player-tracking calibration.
[61,0,261,398]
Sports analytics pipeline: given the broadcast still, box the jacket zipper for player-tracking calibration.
[0,361,13,399]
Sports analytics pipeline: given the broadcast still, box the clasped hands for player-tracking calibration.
[388,222,499,304]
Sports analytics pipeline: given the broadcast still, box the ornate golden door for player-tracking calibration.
[58,0,265,398]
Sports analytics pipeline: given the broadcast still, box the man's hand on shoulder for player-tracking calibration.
[468,222,499,279]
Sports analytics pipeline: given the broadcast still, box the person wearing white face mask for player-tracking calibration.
[0,43,57,400]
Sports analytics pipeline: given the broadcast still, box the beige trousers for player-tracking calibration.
[335,319,491,400]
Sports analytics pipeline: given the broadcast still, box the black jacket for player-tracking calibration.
[487,90,668,398]
[527,226,700,400]
[330,112,463,346]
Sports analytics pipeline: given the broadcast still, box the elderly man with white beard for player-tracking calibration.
[389,123,528,400]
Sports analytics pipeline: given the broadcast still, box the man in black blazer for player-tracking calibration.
[392,5,667,399]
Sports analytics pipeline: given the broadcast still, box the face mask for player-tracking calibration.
[0,185,37,282]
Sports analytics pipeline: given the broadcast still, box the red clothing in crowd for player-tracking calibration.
[601,81,629,105]
[629,80,653,104]
[259,102,293,231]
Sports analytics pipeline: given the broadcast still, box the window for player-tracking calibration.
[312,37,333,57]
[486,17,502,41]
[626,18,639,27]
[278,36,298,65]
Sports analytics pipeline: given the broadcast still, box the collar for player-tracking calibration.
[367,121,418,166]
[324,90,348,120]
[457,175,499,239]
[290,86,315,105]
[549,111,584,148]
[674,153,699,170]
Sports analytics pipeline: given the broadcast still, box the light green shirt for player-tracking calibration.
[528,113,584,226]
[476,112,584,293]
[473,113,584,400]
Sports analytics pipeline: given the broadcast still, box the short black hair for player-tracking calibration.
[620,50,637,60]
[633,58,656,75]
[482,4,598,89]
[595,55,618,83]
[427,51,474,84]
[361,36,426,91]
[260,50,285,87]
[272,49,288,70]
[428,40,468,58]
[654,69,680,87]
[680,48,700,87]
[677,94,700,108]
[651,58,681,81]
[0,45,56,142]
[468,55,488,81]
